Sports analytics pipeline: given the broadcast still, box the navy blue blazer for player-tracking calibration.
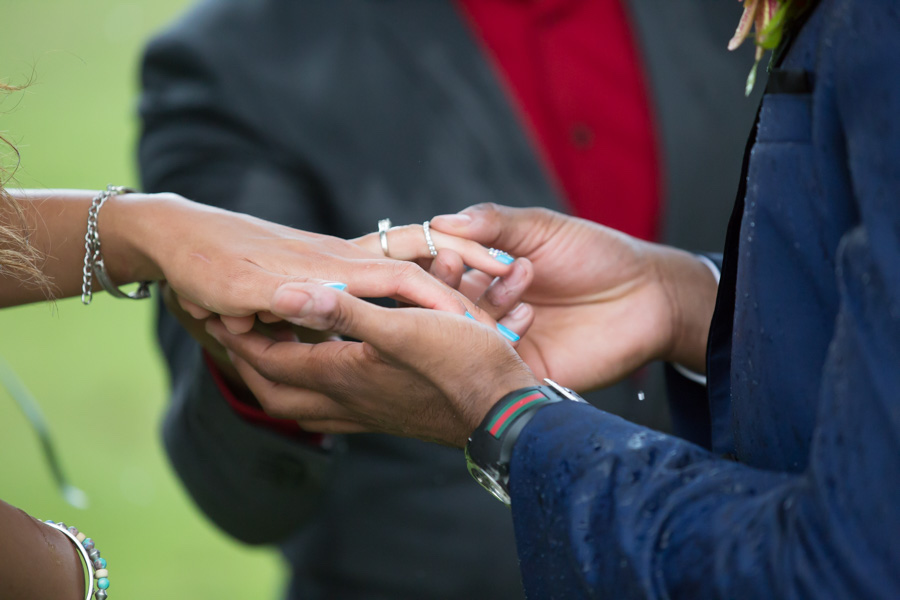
[508,1,900,597]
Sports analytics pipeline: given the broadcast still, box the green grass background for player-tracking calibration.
[1,0,285,597]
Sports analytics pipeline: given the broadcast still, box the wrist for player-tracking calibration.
[463,370,539,438]
[465,379,587,505]
[98,192,182,285]
[655,248,719,373]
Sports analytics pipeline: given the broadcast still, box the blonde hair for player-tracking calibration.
[1,82,52,293]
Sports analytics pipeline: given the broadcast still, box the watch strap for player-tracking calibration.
[466,381,583,505]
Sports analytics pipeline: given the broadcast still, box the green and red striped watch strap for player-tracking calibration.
[466,383,581,505]
[486,390,555,438]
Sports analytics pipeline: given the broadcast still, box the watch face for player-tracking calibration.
[544,378,588,403]
[466,461,511,506]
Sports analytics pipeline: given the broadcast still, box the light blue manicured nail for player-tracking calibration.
[322,282,348,291]
[496,323,520,342]
[488,248,515,265]
[464,311,476,320]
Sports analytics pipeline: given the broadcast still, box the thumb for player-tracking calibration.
[271,282,402,344]
[430,203,552,256]
[429,203,503,245]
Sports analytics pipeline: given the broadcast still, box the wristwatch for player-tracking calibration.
[465,378,587,506]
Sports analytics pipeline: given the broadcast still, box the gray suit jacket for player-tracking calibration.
[138,1,760,598]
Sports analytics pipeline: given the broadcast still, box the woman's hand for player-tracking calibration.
[206,282,539,447]
[3,189,513,314]
[430,204,719,391]
[103,193,516,332]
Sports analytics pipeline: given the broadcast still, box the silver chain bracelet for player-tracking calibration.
[81,185,152,305]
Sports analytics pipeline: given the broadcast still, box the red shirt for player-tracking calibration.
[216,0,660,436]
[458,0,660,240]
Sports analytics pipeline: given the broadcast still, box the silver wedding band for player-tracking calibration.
[422,220,438,257]
[378,218,392,256]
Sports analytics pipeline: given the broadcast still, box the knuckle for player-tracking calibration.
[253,349,285,382]
[214,274,248,308]
[315,296,354,335]
[393,260,424,281]
[323,345,360,397]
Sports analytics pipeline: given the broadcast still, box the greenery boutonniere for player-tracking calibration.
[728,0,811,95]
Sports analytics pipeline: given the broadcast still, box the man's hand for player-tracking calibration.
[430,204,719,392]
[206,282,539,447]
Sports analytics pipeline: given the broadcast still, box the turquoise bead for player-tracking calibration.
[83,538,94,550]
[95,558,107,569]
[97,578,110,590]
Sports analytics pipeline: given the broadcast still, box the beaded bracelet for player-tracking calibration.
[41,519,110,600]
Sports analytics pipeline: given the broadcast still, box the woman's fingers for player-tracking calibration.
[270,282,523,353]
[257,310,282,324]
[221,314,257,334]
[352,223,516,278]
[474,259,536,342]
[204,260,474,323]
[322,261,474,315]
[268,284,415,345]
[497,302,535,342]
[272,278,501,334]
[429,249,465,290]
[458,269,494,302]
[177,293,213,320]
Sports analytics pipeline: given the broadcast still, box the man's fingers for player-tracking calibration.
[430,203,558,257]
[429,203,509,246]
[209,319,329,388]
[296,419,370,434]
[475,258,533,321]
[229,351,360,422]
[209,318,388,432]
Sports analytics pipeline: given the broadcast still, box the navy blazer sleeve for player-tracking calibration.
[507,2,900,598]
